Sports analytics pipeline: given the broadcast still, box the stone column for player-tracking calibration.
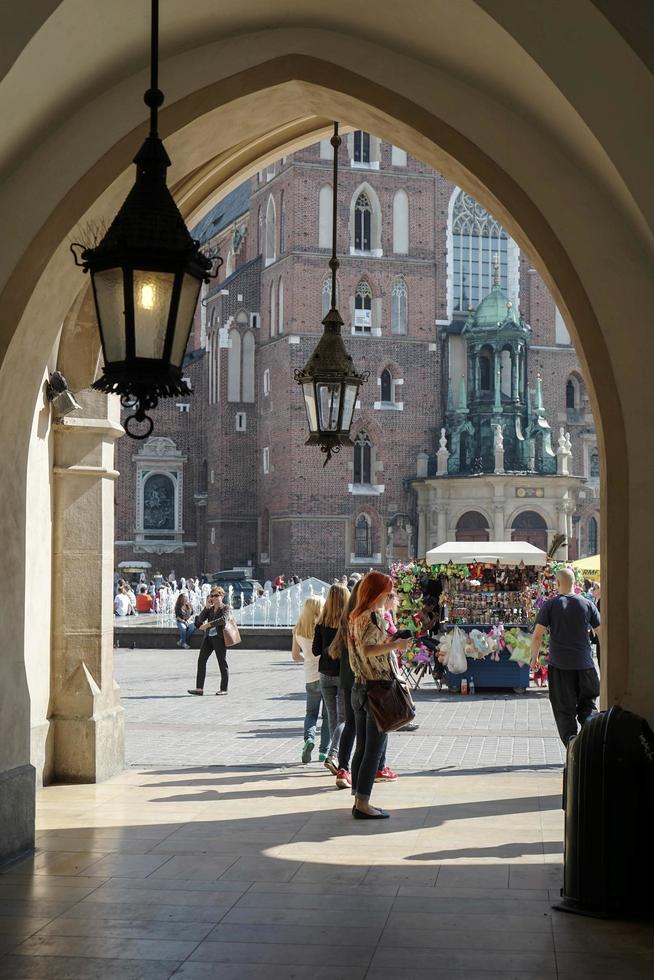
[511,349,519,401]
[51,392,125,782]
[493,349,502,413]
[437,507,447,545]
[417,504,427,559]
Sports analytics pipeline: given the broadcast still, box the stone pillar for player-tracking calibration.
[51,392,125,782]
[417,504,427,559]
[511,350,519,401]
[493,349,502,413]
[437,507,447,545]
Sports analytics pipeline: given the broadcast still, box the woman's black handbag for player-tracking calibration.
[366,676,415,733]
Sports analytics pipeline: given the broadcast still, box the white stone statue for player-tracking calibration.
[558,426,567,452]
[565,431,572,454]
[439,427,448,451]
[493,424,504,451]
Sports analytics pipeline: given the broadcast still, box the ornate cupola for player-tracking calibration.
[446,256,556,474]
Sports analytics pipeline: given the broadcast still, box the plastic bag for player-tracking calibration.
[448,626,468,674]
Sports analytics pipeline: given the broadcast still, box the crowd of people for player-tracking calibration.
[291,570,415,819]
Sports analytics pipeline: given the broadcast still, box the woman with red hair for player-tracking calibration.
[348,571,411,819]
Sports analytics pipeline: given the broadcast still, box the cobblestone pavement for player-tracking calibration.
[116,648,565,771]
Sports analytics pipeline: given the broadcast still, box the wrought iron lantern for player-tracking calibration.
[295,123,368,464]
[71,0,219,438]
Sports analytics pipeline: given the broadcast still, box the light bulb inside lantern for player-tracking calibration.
[140,283,155,310]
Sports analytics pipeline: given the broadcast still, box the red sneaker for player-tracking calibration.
[335,768,351,789]
[375,766,399,782]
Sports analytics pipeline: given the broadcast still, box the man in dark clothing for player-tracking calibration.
[531,567,601,744]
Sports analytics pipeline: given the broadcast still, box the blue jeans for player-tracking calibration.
[177,620,196,645]
[338,684,385,773]
[304,680,330,754]
[320,674,345,759]
[351,682,388,802]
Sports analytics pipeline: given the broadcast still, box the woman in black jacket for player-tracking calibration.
[187,587,231,695]
[312,584,350,775]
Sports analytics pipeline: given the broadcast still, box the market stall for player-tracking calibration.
[424,541,548,692]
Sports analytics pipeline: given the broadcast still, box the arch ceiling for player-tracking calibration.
[0,0,653,711]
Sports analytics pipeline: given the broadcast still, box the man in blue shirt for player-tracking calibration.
[530,567,601,744]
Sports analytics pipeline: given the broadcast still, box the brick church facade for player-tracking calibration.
[114,135,600,581]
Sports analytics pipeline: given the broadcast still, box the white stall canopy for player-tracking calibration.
[426,541,547,567]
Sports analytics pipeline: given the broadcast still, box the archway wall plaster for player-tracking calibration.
[0,5,653,859]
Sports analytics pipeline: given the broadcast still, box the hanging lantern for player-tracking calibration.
[71,0,219,438]
[295,123,367,463]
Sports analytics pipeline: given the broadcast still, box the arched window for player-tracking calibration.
[392,189,409,254]
[143,473,176,531]
[354,192,372,251]
[590,448,600,478]
[452,191,508,311]
[511,510,548,551]
[277,278,284,334]
[354,281,372,334]
[566,379,576,410]
[479,351,492,391]
[225,249,235,278]
[265,195,276,265]
[227,329,241,402]
[587,516,598,555]
[353,431,373,485]
[355,515,372,557]
[269,279,276,337]
[353,131,370,164]
[455,511,489,542]
[318,184,332,249]
[242,331,255,403]
[391,278,408,334]
[279,190,285,253]
[380,368,393,403]
[257,206,262,254]
[500,349,511,396]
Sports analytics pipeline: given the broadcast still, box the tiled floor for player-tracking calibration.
[2,765,654,978]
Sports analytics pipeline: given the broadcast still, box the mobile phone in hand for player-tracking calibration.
[395,629,413,639]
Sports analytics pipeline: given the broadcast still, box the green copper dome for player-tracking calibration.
[463,282,524,334]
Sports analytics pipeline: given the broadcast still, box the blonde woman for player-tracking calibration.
[292,596,330,763]
[312,584,350,775]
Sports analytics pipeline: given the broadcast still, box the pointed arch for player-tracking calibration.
[354,513,372,557]
[353,430,374,485]
[318,183,332,249]
[227,329,241,402]
[392,189,409,254]
[349,182,382,254]
[354,280,373,334]
[277,277,284,334]
[391,277,408,334]
[380,367,393,403]
[265,194,276,265]
[269,279,276,337]
[242,330,255,403]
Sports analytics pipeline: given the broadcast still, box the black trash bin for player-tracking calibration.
[555,705,654,918]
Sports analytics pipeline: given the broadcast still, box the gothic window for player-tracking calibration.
[452,191,508,311]
[354,192,372,251]
[227,329,241,402]
[269,279,276,337]
[353,130,370,164]
[391,277,408,334]
[380,368,393,403]
[566,379,576,410]
[242,331,255,403]
[265,195,276,265]
[257,206,262,254]
[354,514,372,557]
[353,431,373,485]
[392,189,409,254]
[143,474,175,531]
[278,278,284,334]
[279,190,285,253]
[354,281,372,333]
[587,516,598,554]
[318,184,332,249]
[456,511,489,542]
[590,448,600,478]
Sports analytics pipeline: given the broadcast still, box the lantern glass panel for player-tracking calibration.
[170,272,203,368]
[317,382,342,431]
[133,270,175,359]
[342,383,358,431]
[93,267,127,363]
[302,382,318,432]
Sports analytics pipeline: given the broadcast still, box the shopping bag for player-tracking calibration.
[447,626,468,674]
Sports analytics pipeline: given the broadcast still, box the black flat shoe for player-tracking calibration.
[353,807,390,820]
[187,689,203,696]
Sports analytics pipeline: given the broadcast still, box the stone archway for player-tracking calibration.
[511,510,548,552]
[0,3,652,862]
